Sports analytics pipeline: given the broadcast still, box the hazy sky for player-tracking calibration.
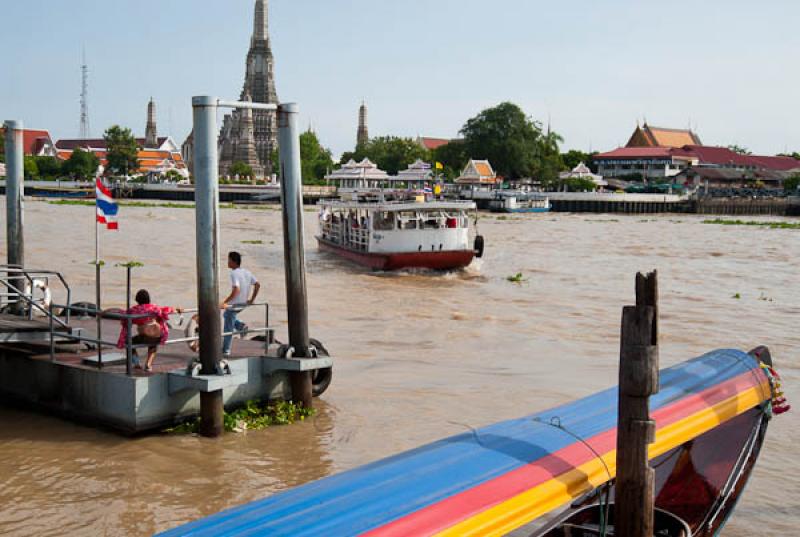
[1,0,798,158]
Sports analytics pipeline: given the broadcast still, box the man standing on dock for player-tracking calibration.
[221,251,261,356]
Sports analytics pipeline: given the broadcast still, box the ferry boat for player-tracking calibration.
[317,198,484,271]
[489,191,551,213]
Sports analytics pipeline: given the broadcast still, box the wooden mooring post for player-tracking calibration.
[615,271,659,537]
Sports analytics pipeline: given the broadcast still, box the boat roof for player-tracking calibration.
[158,349,770,537]
[320,200,477,212]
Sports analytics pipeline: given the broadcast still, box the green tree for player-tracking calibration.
[63,148,100,180]
[432,141,469,181]
[564,177,597,192]
[784,173,800,193]
[229,161,255,179]
[104,125,139,176]
[23,156,39,179]
[34,156,63,179]
[299,130,334,184]
[535,130,565,188]
[562,149,599,173]
[728,144,752,155]
[341,136,430,175]
[0,131,5,163]
[460,102,545,180]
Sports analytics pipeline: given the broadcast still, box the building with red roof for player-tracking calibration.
[417,136,455,151]
[0,127,57,157]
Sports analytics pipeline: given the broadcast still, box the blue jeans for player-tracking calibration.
[222,307,245,354]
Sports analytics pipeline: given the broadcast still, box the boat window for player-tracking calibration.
[373,211,394,231]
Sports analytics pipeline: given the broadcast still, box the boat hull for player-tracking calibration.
[317,238,474,270]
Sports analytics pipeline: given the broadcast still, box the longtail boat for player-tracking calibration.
[159,347,787,536]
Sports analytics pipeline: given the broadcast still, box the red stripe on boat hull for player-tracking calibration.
[363,369,767,537]
[318,238,475,270]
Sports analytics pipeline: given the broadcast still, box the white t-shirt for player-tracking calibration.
[229,268,258,305]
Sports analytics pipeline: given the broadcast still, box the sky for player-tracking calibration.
[1,0,799,158]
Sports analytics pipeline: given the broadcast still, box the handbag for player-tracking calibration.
[138,320,162,339]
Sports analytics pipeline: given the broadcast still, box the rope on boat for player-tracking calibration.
[532,416,612,537]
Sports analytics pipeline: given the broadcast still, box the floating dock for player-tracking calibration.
[0,315,330,433]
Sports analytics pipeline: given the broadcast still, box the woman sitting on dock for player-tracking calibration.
[116,289,179,372]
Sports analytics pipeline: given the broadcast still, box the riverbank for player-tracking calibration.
[0,201,797,536]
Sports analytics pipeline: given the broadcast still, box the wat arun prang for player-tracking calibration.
[184,0,278,179]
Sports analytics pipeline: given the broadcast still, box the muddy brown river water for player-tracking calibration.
[0,201,797,536]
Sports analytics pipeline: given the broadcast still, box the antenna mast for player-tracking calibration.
[80,49,91,138]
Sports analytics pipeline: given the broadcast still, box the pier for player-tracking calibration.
[0,100,335,435]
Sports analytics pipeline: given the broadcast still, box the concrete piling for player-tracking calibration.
[192,96,225,437]
[4,120,25,314]
[277,103,313,408]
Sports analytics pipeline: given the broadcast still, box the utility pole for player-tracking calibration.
[80,49,91,138]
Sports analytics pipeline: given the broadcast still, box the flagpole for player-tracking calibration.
[95,180,102,367]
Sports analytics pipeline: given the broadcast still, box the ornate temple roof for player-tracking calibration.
[626,123,702,148]
[326,158,390,182]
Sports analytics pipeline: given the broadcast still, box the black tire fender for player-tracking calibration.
[474,235,485,258]
[309,338,333,397]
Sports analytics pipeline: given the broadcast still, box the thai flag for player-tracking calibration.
[96,178,119,230]
[423,184,433,194]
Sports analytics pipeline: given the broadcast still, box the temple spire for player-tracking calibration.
[252,0,268,44]
[145,97,158,148]
[357,101,369,147]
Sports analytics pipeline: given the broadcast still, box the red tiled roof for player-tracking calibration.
[419,137,451,151]
[55,138,107,150]
[597,144,800,172]
[0,128,54,155]
[56,136,168,151]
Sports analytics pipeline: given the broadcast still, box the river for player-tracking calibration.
[0,200,797,536]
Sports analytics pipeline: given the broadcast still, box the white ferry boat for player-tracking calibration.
[317,199,484,271]
[489,191,551,213]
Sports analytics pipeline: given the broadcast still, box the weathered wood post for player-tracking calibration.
[615,270,659,537]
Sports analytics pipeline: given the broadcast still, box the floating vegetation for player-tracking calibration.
[702,219,800,230]
[116,261,144,268]
[241,240,264,245]
[506,272,528,283]
[165,400,315,434]
[496,215,509,220]
[732,293,741,299]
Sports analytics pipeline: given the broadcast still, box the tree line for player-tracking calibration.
[338,102,599,189]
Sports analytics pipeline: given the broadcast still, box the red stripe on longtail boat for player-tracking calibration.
[362,369,767,537]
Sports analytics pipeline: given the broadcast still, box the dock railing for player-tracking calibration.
[0,265,72,323]
[44,302,274,376]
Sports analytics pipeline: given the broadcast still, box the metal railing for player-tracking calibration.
[0,265,72,323]
[46,302,274,376]
[321,221,370,251]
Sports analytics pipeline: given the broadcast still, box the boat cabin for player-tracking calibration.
[318,200,475,255]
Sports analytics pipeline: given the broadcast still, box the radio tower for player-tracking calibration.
[79,49,91,138]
